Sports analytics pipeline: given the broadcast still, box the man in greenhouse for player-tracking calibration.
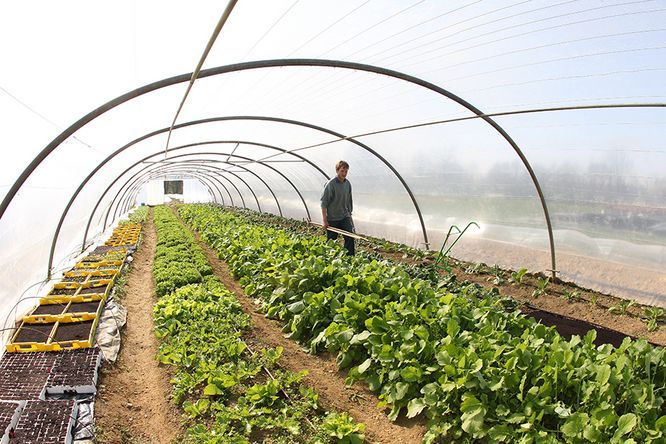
[321,160,355,255]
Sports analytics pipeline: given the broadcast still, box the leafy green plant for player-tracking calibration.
[509,267,528,284]
[561,290,581,303]
[487,264,506,285]
[532,276,550,298]
[152,207,364,443]
[609,299,636,316]
[179,203,666,444]
[643,307,664,332]
[315,412,365,444]
[464,262,485,275]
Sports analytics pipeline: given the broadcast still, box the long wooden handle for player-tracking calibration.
[310,222,366,240]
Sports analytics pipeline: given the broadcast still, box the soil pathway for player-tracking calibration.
[96,211,183,443]
[186,222,427,444]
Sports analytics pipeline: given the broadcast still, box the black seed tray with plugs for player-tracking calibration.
[0,401,20,435]
[0,352,55,400]
[12,400,76,444]
[46,348,101,394]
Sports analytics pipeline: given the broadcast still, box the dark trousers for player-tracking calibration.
[327,217,355,255]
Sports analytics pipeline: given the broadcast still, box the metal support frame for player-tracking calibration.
[4,58,608,278]
[119,164,231,212]
[118,165,239,217]
[166,115,432,248]
[59,133,323,269]
[100,146,316,232]
[122,161,265,214]
[117,164,233,215]
[113,161,260,222]
[78,148,287,259]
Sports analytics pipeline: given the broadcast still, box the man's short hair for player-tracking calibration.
[336,160,349,171]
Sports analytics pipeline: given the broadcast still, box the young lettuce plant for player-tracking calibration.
[509,267,528,284]
[643,307,664,332]
[532,276,549,298]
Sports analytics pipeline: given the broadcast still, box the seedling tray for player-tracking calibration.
[7,315,100,352]
[45,348,101,396]
[51,317,99,350]
[39,293,103,305]
[0,401,23,444]
[77,280,112,299]
[29,302,68,316]
[74,260,122,269]
[85,269,118,281]
[60,275,88,283]
[7,322,57,352]
[46,283,81,297]
[65,300,102,316]
[12,399,77,444]
[0,352,55,400]
[63,269,91,278]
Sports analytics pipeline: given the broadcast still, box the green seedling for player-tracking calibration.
[561,290,580,303]
[532,276,549,298]
[608,299,635,316]
[464,263,484,275]
[487,265,506,285]
[509,267,528,284]
[643,307,664,332]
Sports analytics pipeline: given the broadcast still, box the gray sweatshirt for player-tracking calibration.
[320,177,353,221]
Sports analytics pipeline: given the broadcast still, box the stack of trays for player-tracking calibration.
[7,281,112,352]
[5,221,138,354]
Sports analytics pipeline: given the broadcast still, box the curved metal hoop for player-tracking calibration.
[4,59,568,276]
[113,162,261,222]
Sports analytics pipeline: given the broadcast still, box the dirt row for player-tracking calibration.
[95,211,182,444]
[95,209,427,444]
[192,227,427,444]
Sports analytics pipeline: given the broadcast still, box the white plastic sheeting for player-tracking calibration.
[1,0,665,332]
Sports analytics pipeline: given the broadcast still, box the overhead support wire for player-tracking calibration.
[226,142,240,162]
[164,0,238,157]
[0,85,94,150]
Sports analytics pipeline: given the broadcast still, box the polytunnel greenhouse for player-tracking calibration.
[0,1,664,443]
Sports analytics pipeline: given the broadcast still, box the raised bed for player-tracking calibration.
[12,400,77,444]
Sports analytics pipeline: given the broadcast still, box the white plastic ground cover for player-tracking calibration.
[1,0,665,331]
[94,298,128,364]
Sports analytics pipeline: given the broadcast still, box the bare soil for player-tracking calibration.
[95,211,183,444]
[190,226,427,444]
